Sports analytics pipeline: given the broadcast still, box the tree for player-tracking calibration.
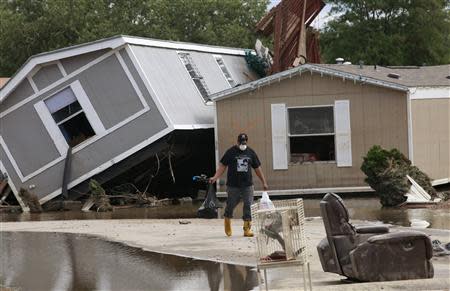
[0,0,269,76]
[320,0,450,66]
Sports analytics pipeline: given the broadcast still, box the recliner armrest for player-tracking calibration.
[356,225,389,234]
[367,231,432,259]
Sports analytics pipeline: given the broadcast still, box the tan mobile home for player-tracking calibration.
[211,64,450,194]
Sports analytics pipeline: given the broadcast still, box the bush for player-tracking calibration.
[244,50,269,78]
[361,145,436,207]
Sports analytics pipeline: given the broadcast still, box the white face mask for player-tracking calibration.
[239,144,247,151]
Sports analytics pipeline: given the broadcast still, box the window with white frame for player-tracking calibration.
[287,106,335,163]
[178,52,210,102]
[44,87,95,147]
[214,55,236,87]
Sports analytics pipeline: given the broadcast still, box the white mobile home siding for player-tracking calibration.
[0,47,167,202]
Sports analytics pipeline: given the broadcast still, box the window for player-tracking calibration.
[287,106,335,163]
[44,87,95,147]
[214,55,236,87]
[178,52,210,102]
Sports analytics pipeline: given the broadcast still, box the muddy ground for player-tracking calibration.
[1,218,449,290]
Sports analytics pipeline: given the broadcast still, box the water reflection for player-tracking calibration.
[0,232,258,291]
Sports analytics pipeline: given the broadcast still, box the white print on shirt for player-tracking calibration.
[236,157,250,172]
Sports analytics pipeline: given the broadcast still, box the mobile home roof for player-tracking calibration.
[210,63,450,101]
[0,35,249,102]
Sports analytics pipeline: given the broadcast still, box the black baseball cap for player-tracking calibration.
[237,133,248,144]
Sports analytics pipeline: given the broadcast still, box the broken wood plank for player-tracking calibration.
[81,197,95,212]
[0,187,11,205]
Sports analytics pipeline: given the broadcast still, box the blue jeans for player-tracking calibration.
[224,186,254,221]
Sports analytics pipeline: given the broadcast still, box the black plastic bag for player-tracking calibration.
[197,184,220,219]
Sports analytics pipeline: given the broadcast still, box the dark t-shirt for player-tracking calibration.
[220,145,261,187]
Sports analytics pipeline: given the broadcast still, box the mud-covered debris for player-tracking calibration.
[89,179,113,212]
[18,188,42,213]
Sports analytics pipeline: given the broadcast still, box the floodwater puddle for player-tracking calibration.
[0,232,258,291]
[2,197,449,229]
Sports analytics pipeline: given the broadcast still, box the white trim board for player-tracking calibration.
[57,61,67,77]
[115,51,149,110]
[0,136,25,181]
[3,50,151,183]
[1,48,119,118]
[0,37,125,101]
[11,88,150,182]
[432,178,450,186]
[409,87,450,100]
[39,126,174,204]
[124,36,246,56]
[213,103,220,191]
[27,75,39,93]
[126,45,173,126]
[21,107,150,182]
[71,80,107,135]
[34,101,69,156]
[406,91,414,162]
[216,186,374,197]
[173,124,214,129]
[0,160,29,211]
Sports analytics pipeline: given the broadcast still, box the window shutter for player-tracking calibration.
[334,100,352,167]
[271,103,288,170]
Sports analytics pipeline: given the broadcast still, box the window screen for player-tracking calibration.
[214,56,236,87]
[288,107,334,135]
[178,52,211,102]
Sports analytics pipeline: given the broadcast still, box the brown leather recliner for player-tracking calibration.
[317,193,433,282]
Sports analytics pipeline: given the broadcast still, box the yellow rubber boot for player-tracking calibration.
[243,221,254,237]
[224,217,232,237]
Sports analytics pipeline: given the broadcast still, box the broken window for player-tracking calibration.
[214,55,236,87]
[178,52,210,102]
[287,106,335,163]
[45,87,95,147]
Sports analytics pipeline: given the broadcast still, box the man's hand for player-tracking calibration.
[255,167,268,191]
[209,163,227,184]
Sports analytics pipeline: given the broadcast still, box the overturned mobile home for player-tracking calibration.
[0,35,257,210]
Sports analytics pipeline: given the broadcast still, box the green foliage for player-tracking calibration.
[320,0,450,66]
[244,50,269,77]
[0,0,269,76]
[89,179,112,212]
[361,145,436,207]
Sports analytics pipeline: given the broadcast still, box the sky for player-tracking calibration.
[268,0,333,29]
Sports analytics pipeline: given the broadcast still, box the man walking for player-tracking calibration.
[210,133,268,237]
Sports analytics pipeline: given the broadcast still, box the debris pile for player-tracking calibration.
[88,179,113,212]
[361,145,436,207]
[18,188,42,213]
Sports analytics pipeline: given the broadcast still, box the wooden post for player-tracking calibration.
[297,0,308,59]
